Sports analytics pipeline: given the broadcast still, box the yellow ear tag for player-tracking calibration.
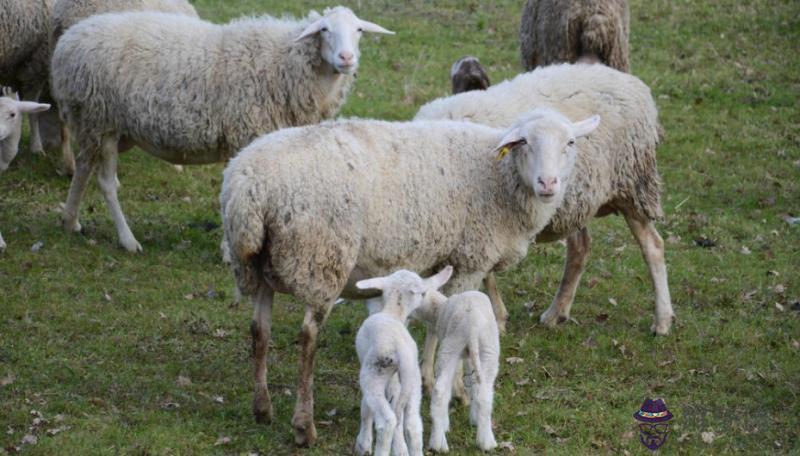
[496,146,510,161]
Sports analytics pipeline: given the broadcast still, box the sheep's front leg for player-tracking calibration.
[624,215,674,335]
[292,301,334,446]
[62,142,99,234]
[251,285,274,423]
[97,135,141,253]
[483,273,507,333]
[540,227,590,326]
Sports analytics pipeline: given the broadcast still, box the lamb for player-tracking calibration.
[415,63,674,339]
[0,88,51,251]
[450,56,491,94]
[519,0,630,72]
[221,108,598,445]
[49,0,200,176]
[353,267,452,456]
[50,6,394,253]
[0,0,54,155]
[412,286,500,452]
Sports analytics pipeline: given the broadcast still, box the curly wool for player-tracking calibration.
[519,0,629,72]
[416,63,663,237]
[51,11,354,163]
[0,0,52,101]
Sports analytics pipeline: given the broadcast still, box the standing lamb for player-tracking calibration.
[50,6,394,253]
[450,56,491,94]
[412,285,500,452]
[48,0,199,177]
[0,0,54,155]
[354,268,452,456]
[0,88,51,251]
[221,109,598,445]
[519,0,630,72]
[415,63,674,339]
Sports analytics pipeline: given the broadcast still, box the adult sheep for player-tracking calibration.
[51,6,394,253]
[0,0,53,155]
[519,0,630,72]
[220,109,599,446]
[415,63,674,339]
[49,0,200,176]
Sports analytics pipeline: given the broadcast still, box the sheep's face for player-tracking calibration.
[296,7,394,75]
[495,108,600,203]
[356,266,453,320]
[451,56,491,94]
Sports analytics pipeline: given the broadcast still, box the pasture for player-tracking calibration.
[1,0,798,454]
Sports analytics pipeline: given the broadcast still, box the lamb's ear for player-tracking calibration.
[357,19,395,35]
[573,115,600,138]
[493,128,527,160]
[424,265,453,291]
[16,102,50,114]
[295,19,325,41]
[356,277,386,291]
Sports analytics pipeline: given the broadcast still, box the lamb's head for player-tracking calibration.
[451,56,491,94]
[296,6,394,75]
[0,90,50,171]
[494,108,600,203]
[356,266,453,321]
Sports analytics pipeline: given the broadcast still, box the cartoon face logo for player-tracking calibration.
[633,398,673,451]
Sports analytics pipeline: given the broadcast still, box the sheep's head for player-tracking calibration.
[356,266,453,321]
[296,6,394,75]
[0,90,50,171]
[494,108,600,203]
[451,56,491,94]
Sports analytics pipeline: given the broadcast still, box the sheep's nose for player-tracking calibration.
[338,51,355,64]
[537,176,559,196]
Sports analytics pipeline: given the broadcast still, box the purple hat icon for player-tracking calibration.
[634,398,673,423]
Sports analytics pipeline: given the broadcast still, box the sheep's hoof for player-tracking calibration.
[292,418,317,447]
[120,237,143,253]
[252,388,273,424]
[651,315,674,336]
[62,219,81,234]
[477,434,498,452]
[496,318,507,334]
[428,432,449,453]
[539,308,567,327]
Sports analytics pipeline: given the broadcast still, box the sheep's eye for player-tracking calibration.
[357,27,363,32]
[567,139,575,147]
[320,26,329,32]
[9,113,15,118]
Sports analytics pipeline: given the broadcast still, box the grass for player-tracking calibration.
[1,0,798,454]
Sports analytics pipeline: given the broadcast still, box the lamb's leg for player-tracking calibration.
[474,348,499,451]
[292,300,334,446]
[388,374,409,456]
[442,272,484,407]
[540,227,591,326]
[96,135,141,252]
[62,142,99,234]
[251,285,274,423]
[60,122,75,177]
[0,232,5,252]
[355,396,374,456]
[365,388,397,456]
[624,214,674,335]
[421,322,438,396]
[428,352,460,453]
[452,360,469,407]
[483,273,508,333]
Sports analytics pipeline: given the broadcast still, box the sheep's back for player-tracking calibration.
[0,0,52,88]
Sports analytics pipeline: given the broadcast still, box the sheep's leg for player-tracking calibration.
[25,85,45,155]
[363,384,397,456]
[540,227,591,326]
[60,122,75,177]
[421,322,438,396]
[483,273,507,333]
[428,352,460,453]
[355,396,374,456]
[96,135,141,253]
[624,214,674,335]
[442,272,484,407]
[292,301,334,447]
[62,142,99,234]
[251,285,274,423]
[0,232,5,252]
[474,347,498,451]
[387,373,409,456]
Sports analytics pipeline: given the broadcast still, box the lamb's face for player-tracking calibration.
[0,98,20,143]
[356,267,453,318]
[0,96,50,171]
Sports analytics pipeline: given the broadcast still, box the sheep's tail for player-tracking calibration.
[580,12,629,72]
[468,334,484,386]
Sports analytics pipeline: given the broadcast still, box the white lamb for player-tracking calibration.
[0,88,51,251]
[354,267,452,456]
[50,6,393,253]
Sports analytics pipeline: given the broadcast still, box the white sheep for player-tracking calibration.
[411,285,499,452]
[48,0,200,176]
[519,0,630,72]
[353,267,452,456]
[0,0,53,155]
[0,88,51,251]
[415,63,674,339]
[50,6,394,253]
[220,109,598,445]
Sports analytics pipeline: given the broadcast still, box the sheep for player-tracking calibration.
[49,0,200,176]
[450,56,491,94]
[220,109,599,445]
[50,6,394,253]
[354,267,452,456]
[415,63,674,341]
[0,0,54,156]
[412,286,500,452]
[519,0,630,72]
[0,88,52,251]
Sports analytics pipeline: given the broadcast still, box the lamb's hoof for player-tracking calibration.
[477,435,498,452]
[0,243,6,253]
[423,380,434,397]
[651,315,674,336]
[31,146,45,156]
[62,219,81,233]
[539,308,568,327]
[252,388,273,424]
[292,418,317,447]
[454,389,470,407]
[496,318,507,334]
[58,166,75,178]
[428,433,449,453]
[354,441,372,456]
[173,164,184,172]
[120,236,143,253]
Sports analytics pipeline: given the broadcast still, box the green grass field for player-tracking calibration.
[1,0,798,454]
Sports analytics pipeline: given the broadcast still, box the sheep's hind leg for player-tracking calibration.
[540,227,591,326]
[251,285,274,423]
[355,396,374,455]
[624,214,674,335]
[97,135,141,252]
[483,273,508,333]
[59,122,75,177]
[428,352,460,453]
[62,140,99,234]
[25,85,45,155]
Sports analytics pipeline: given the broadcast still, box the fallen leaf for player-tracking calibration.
[161,401,180,409]
[773,284,786,294]
[710,277,725,283]
[596,313,609,323]
[283,388,292,396]
[666,233,681,244]
[694,237,716,248]
[515,378,530,386]
[740,246,751,255]
[586,277,600,288]
[159,312,167,319]
[53,415,65,423]
[543,424,557,436]
[213,328,228,339]
[318,420,333,426]
[183,293,195,301]
[21,434,37,445]
[792,340,799,350]
[620,430,634,442]
[678,432,692,442]
[505,357,524,365]
[498,441,515,452]
[46,426,70,437]
[608,298,618,307]
[775,303,785,312]
[176,376,192,387]
[30,242,44,252]
[582,337,598,349]
[0,374,14,387]
[214,436,231,446]
[781,215,800,226]
[767,270,780,277]
[701,431,717,444]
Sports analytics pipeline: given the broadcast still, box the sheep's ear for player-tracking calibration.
[573,115,600,138]
[16,102,50,114]
[357,19,395,35]
[493,128,527,160]
[356,277,386,291]
[424,265,453,291]
[295,19,325,41]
